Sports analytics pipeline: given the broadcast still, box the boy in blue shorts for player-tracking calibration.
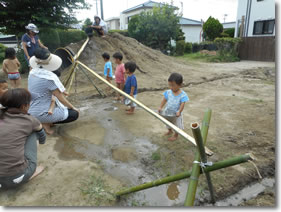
[124,62,137,115]
[102,52,113,92]
[158,73,189,141]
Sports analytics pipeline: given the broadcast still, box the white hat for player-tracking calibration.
[30,48,62,71]
[25,23,39,33]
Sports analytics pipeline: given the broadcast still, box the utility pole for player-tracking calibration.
[100,0,104,20]
[95,0,99,16]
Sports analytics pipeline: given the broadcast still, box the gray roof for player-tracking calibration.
[122,0,176,13]
[179,17,202,26]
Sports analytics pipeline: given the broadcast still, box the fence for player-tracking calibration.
[238,36,275,62]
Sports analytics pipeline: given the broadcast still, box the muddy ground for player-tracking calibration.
[0,33,276,206]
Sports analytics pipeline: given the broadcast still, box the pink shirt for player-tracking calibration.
[115,64,125,83]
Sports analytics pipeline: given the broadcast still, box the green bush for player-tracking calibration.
[200,41,217,51]
[224,28,235,37]
[108,29,129,37]
[184,42,192,54]
[0,43,7,64]
[58,29,87,47]
[175,40,185,56]
[203,16,223,41]
[192,43,202,53]
[214,37,242,61]
[16,48,29,74]
[220,32,230,38]
[40,28,61,52]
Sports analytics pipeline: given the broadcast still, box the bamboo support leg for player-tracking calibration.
[116,154,253,197]
[191,123,216,204]
[184,109,212,206]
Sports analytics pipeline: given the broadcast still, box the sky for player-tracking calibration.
[75,0,238,23]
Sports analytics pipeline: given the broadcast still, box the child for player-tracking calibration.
[0,88,46,189]
[0,80,8,108]
[124,62,138,115]
[158,73,189,141]
[2,48,21,88]
[113,52,126,101]
[102,52,113,93]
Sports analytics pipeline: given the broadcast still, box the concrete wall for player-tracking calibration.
[235,0,275,37]
[106,19,120,30]
[180,25,202,43]
[120,8,153,30]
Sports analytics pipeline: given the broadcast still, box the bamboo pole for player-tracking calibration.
[190,122,216,204]
[77,61,203,148]
[185,109,212,206]
[116,154,253,197]
[66,64,77,94]
[73,37,90,61]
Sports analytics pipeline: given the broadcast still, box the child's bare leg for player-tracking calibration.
[29,165,45,181]
[168,132,179,141]
[10,80,16,89]
[165,129,173,136]
[115,83,121,100]
[126,107,135,115]
[15,78,21,88]
[42,123,54,135]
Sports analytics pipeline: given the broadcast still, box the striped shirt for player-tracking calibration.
[28,74,68,123]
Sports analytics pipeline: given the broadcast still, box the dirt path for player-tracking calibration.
[0,33,275,206]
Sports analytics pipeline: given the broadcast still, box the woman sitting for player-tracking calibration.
[0,88,46,189]
[28,48,79,134]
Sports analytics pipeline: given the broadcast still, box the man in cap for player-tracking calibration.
[22,23,48,70]
[87,16,108,37]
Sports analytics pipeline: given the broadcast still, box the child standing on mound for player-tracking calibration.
[158,73,189,141]
[113,52,126,101]
[2,48,21,88]
[124,62,137,115]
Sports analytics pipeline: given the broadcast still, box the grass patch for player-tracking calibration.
[176,52,240,63]
[79,175,116,206]
[151,151,161,161]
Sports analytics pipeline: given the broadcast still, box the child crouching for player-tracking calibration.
[124,62,137,115]
[158,73,189,141]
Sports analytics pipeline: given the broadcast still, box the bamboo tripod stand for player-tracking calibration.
[55,37,257,206]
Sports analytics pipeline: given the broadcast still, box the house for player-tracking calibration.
[105,17,120,30]
[179,17,202,43]
[222,21,236,29]
[234,0,275,37]
[120,0,203,43]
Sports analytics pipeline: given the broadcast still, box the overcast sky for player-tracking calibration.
[76,0,238,23]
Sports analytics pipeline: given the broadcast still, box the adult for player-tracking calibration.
[28,48,79,134]
[22,23,48,69]
[87,15,108,37]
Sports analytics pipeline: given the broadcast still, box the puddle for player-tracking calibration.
[167,183,180,200]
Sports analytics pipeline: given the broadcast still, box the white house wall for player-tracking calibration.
[235,0,275,37]
[180,25,202,43]
[120,8,153,30]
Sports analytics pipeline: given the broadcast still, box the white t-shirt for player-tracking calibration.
[93,20,108,33]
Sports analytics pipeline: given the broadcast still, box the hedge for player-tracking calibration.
[16,48,29,74]
[58,29,87,47]
[214,37,242,60]
[0,43,7,64]
[185,42,192,54]
[176,40,185,56]
[108,29,129,37]
[40,28,61,52]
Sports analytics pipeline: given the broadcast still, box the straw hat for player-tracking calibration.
[30,48,62,71]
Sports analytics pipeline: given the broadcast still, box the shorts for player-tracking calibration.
[8,72,21,80]
[124,95,137,108]
[166,114,184,130]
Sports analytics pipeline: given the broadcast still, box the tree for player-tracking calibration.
[82,18,92,31]
[203,16,223,41]
[128,4,181,52]
[0,0,89,37]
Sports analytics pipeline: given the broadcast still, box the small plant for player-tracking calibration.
[152,151,161,161]
[16,49,29,74]
[79,175,116,206]
[184,42,192,54]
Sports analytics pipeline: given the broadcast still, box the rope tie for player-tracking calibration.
[193,160,213,168]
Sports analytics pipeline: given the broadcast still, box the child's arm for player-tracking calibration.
[130,86,135,97]
[16,58,21,68]
[158,98,167,113]
[48,96,56,115]
[2,63,8,75]
[176,102,186,117]
[34,124,47,144]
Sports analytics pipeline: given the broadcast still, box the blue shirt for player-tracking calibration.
[104,61,113,77]
[22,33,39,58]
[163,89,189,114]
[124,74,137,95]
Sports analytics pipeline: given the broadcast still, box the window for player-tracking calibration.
[253,20,275,35]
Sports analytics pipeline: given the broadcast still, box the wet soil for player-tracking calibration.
[0,33,275,206]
